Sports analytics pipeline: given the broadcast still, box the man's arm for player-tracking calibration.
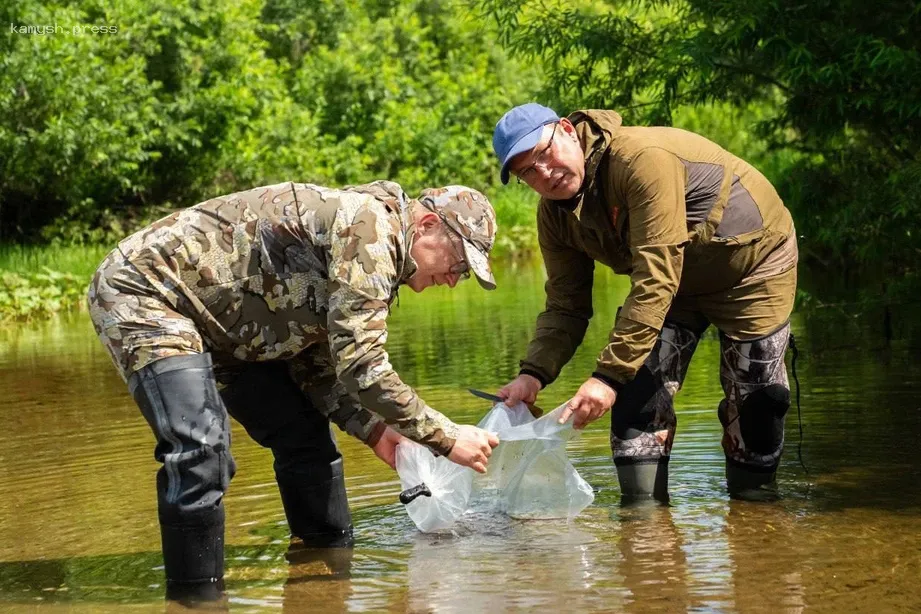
[518,205,596,387]
[593,147,688,389]
[287,348,386,447]
[325,200,459,457]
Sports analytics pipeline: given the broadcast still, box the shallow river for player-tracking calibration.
[0,264,919,613]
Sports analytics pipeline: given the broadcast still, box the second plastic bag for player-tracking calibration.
[396,401,594,532]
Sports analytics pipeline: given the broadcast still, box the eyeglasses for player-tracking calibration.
[420,201,471,279]
[446,231,471,279]
[515,122,558,184]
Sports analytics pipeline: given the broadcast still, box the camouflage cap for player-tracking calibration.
[418,186,497,290]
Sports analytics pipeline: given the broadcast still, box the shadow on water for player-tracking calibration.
[784,303,921,514]
[0,538,363,612]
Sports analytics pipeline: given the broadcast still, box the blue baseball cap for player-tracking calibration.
[493,103,560,184]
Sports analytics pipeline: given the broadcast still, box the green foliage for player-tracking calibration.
[0,243,112,278]
[476,0,921,298]
[0,268,87,322]
[1,0,538,245]
[489,185,540,257]
[290,0,538,192]
[476,0,921,145]
[0,244,111,321]
[1,1,162,243]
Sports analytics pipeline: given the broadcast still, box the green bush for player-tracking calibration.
[0,0,539,246]
[0,268,87,322]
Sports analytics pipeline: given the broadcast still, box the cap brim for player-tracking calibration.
[499,126,546,185]
[461,238,495,290]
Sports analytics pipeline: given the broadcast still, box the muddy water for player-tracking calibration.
[0,265,919,613]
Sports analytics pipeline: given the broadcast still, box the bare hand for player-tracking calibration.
[560,377,617,430]
[447,425,500,474]
[370,426,407,469]
[497,373,542,407]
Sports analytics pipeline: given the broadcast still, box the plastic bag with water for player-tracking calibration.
[395,401,594,532]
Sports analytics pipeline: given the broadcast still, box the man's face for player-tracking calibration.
[508,119,585,199]
[406,215,470,292]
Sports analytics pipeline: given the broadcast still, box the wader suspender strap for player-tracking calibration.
[789,333,808,475]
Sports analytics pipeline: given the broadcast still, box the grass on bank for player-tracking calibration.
[0,244,114,323]
[0,186,542,324]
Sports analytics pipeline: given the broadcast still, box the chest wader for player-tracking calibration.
[610,321,792,505]
[217,360,353,547]
[128,353,235,603]
[129,354,353,603]
[611,323,701,505]
[718,322,791,501]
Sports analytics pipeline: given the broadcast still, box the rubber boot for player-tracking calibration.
[277,457,353,547]
[161,506,225,602]
[128,353,234,602]
[616,457,670,506]
[726,461,780,502]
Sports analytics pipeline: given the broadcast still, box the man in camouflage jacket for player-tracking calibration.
[493,104,797,505]
[87,180,499,600]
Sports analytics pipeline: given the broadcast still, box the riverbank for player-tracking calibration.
[0,244,113,323]
[0,185,541,324]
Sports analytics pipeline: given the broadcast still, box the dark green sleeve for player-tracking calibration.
[520,204,595,386]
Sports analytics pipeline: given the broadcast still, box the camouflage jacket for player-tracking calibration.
[116,181,459,455]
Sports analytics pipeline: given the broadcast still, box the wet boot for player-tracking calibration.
[725,461,779,502]
[718,324,791,502]
[616,457,671,506]
[128,353,235,602]
[610,323,701,508]
[277,457,353,547]
[161,507,226,602]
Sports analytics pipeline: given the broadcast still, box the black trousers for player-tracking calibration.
[131,354,349,542]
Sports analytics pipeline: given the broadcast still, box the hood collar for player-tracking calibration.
[548,110,623,220]
[342,180,418,288]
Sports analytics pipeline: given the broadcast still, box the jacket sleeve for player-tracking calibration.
[287,347,386,447]
[519,205,595,386]
[324,201,459,456]
[594,147,688,387]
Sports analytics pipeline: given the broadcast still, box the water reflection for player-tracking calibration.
[612,505,691,613]
[403,513,606,612]
[1,265,920,612]
[280,544,354,613]
[723,501,806,614]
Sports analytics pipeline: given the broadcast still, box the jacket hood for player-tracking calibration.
[344,180,417,287]
[548,110,623,215]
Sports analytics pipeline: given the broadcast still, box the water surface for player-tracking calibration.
[0,264,919,613]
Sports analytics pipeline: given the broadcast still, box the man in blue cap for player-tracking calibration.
[492,103,799,503]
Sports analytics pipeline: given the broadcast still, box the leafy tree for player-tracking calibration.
[290,0,537,191]
[475,0,921,295]
[0,0,537,245]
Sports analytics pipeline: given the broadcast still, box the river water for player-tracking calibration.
[0,264,919,613]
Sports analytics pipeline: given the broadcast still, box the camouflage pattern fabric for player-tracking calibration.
[287,347,383,445]
[419,186,497,290]
[718,322,791,469]
[611,322,700,462]
[87,180,477,455]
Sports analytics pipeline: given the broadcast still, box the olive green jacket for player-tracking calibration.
[521,110,795,388]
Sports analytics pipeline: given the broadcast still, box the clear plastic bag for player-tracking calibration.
[396,401,594,532]
[395,440,474,532]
